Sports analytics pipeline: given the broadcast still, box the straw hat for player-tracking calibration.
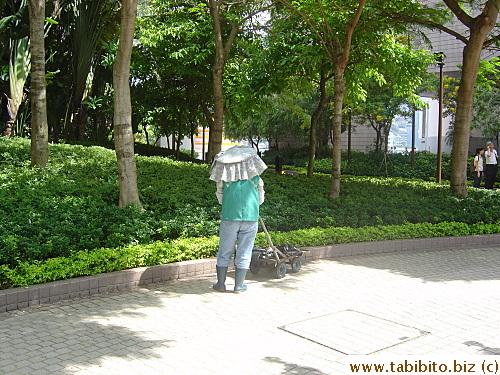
[209,146,267,182]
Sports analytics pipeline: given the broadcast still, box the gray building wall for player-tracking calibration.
[342,2,499,154]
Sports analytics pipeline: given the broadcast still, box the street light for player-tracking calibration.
[434,52,445,183]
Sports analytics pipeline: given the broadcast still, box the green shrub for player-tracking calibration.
[313,150,454,180]
[1,221,498,289]
[0,236,219,289]
[0,138,499,283]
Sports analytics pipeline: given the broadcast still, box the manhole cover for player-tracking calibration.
[280,310,428,355]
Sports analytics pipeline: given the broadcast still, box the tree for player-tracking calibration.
[133,0,214,156]
[472,86,500,143]
[113,0,141,207]
[398,0,499,196]
[278,0,433,199]
[33,0,120,143]
[444,0,499,196]
[470,57,500,143]
[224,89,312,150]
[426,57,500,147]
[206,0,274,162]
[28,0,48,166]
[355,84,413,153]
[349,35,431,152]
[224,12,333,163]
[277,0,366,198]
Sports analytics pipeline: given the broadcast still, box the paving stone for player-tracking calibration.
[0,243,499,374]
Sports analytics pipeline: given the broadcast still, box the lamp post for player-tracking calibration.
[411,107,416,167]
[434,52,445,183]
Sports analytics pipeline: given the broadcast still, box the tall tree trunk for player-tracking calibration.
[329,66,346,199]
[207,0,238,162]
[113,0,141,207]
[328,0,366,199]
[307,66,327,177]
[384,125,390,154]
[208,0,225,162]
[28,0,49,167]
[450,14,497,196]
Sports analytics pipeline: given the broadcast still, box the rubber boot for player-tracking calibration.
[212,266,228,292]
[233,268,248,293]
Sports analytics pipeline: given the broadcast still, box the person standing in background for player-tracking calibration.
[473,147,484,188]
[484,141,498,189]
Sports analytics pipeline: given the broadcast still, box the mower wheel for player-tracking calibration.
[291,257,302,273]
[250,260,261,274]
[276,262,287,278]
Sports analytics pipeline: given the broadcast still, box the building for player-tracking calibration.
[342,4,499,154]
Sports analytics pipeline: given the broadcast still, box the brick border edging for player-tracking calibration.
[1,234,499,312]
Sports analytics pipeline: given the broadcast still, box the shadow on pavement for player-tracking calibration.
[333,246,500,283]
[138,263,316,295]
[0,289,172,373]
[464,341,500,355]
[264,356,327,374]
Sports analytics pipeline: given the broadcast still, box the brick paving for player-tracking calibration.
[0,240,499,374]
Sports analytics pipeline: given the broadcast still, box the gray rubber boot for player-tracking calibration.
[213,266,228,292]
[233,268,248,293]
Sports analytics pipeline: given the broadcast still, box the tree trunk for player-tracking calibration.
[207,0,225,162]
[329,66,346,199]
[450,20,496,196]
[328,0,366,199]
[176,111,183,160]
[383,124,390,154]
[307,66,327,177]
[113,0,141,207]
[28,0,49,167]
[207,0,239,162]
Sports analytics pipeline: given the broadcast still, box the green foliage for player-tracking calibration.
[0,139,499,289]
[254,222,500,249]
[0,236,219,289]
[132,0,218,141]
[269,148,454,181]
[1,220,499,289]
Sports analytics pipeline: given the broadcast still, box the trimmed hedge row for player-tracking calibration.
[1,221,498,289]
[0,236,219,289]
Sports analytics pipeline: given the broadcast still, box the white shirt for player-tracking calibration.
[485,148,498,165]
[474,155,484,172]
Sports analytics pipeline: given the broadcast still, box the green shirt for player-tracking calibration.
[221,176,261,221]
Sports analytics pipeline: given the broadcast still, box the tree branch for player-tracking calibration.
[341,0,366,65]
[442,0,474,28]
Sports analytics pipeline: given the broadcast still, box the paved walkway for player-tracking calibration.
[0,243,499,374]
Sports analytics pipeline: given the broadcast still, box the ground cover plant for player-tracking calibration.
[263,147,479,183]
[1,138,499,288]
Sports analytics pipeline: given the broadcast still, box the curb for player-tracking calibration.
[1,234,498,313]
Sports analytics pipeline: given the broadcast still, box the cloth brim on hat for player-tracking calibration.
[209,146,267,182]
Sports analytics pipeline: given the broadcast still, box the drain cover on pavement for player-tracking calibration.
[280,310,428,355]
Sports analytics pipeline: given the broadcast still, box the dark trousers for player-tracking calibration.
[484,164,498,189]
[473,171,484,188]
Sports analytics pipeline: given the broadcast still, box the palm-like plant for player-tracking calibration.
[48,0,119,141]
[1,0,29,136]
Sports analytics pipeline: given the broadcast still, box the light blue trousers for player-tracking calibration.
[217,221,258,269]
